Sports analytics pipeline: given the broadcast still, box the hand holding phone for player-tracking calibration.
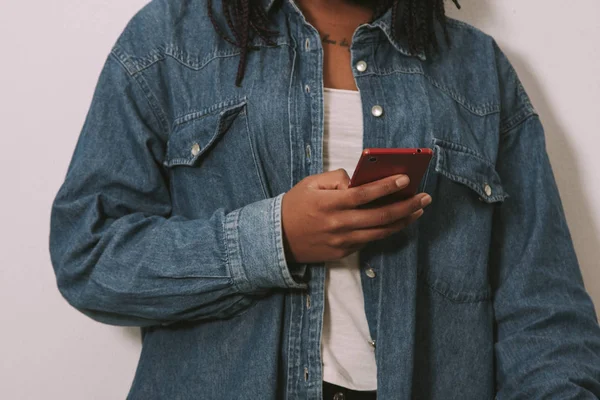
[281,167,433,265]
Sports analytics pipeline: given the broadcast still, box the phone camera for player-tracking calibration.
[417,148,422,153]
[368,156,377,162]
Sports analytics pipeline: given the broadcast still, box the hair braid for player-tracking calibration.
[207,0,238,47]
[235,0,251,86]
[208,0,461,87]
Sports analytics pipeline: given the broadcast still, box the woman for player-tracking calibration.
[49,0,600,399]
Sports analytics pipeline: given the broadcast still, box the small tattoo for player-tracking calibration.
[340,38,350,47]
[322,34,337,45]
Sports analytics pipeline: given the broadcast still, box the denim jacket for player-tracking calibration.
[49,0,600,398]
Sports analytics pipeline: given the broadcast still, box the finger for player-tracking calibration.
[338,174,411,208]
[345,209,425,245]
[343,193,431,229]
[314,168,352,190]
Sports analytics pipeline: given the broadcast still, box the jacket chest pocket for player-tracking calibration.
[419,138,508,303]
[162,98,268,215]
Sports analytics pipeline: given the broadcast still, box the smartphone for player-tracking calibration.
[348,148,433,205]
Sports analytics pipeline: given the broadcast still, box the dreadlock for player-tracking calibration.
[207,0,461,87]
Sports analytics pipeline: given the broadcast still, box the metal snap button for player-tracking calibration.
[191,143,200,156]
[484,184,492,197]
[368,339,376,348]
[365,268,376,278]
[371,105,383,117]
[356,60,367,72]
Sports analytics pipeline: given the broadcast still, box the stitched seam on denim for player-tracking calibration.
[166,49,240,71]
[418,269,491,303]
[111,45,137,75]
[272,195,289,287]
[122,41,291,75]
[221,210,232,284]
[173,97,247,128]
[225,208,248,293]
[110,51,169,135]
[353,38,404,46]
[437,169,506,203]
[424,75,500,116]
[367,66,424,76]
[361,67,500,117]
[158,275,232,280]
[434,138,494,165]
[111,42,164,74]
[287,32,297,191]
[373,20,426,60]
[422,279,491,303]
[285,30,300,399]
[492,40,537,134]
[500,108,538,137]
[274,194,302,288]
[164,101,248,167]
[435,142,508,202]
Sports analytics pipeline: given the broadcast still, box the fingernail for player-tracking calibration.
[395,175,409,187]
[420,194,432,207]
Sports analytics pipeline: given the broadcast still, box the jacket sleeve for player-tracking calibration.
[490,41,600,398]
[49,51,308,327]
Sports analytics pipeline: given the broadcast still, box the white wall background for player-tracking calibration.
[1,1,598,398]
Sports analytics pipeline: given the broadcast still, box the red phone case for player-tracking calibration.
[349,148,433,203]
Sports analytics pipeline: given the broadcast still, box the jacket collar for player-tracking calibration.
[260,0,427,61]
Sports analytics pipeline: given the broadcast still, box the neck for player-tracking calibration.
[293,0,374,28]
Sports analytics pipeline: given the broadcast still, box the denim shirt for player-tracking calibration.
[49,0,600,398]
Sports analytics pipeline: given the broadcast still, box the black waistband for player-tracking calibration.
[322,381,377,400]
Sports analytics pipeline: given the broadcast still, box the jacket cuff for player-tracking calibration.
[225,193,309,293]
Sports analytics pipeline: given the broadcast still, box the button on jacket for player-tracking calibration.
[48,0,600,398]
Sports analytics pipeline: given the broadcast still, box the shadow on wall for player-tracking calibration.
[123,326,141,343]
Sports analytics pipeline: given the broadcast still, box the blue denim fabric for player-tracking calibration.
[48,0,600,398]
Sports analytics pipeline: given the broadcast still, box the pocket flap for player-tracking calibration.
[433,139,508,203]
[163,98,248,167]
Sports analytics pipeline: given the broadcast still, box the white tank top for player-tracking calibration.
[321,87,377,390]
